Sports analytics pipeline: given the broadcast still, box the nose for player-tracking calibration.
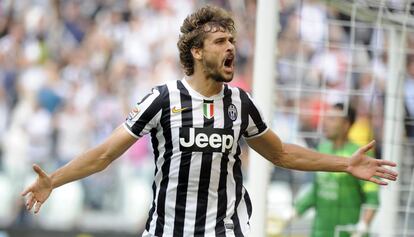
[226,41,235,53]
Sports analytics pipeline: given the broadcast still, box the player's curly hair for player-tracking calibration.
[177,5,235,76]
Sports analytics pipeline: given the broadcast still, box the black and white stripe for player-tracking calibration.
[173,81,193,236]
[194,99,215,236]
[125,79,268,237]
[215,85,234,236]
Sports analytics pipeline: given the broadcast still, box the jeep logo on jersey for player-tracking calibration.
[179,127,234,153]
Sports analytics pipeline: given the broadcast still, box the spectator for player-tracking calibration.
[293,103,379,237]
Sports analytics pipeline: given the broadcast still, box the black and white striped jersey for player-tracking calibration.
[124,79,268,237]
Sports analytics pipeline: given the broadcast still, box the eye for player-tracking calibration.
[215,38,226,44]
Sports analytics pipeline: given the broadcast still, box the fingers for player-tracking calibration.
[24,194,43,214]
[374,171,397,181]
[34,201,43,214]
[369,177,388,185]
[377,167,398,177]
[22,164,47,196]
[33,164,48,178]
[26,193,36,211]
[21,185,32,197]
[359,140,376,154]
[378,159,397,167]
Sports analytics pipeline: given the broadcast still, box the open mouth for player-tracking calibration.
[223,55,234,71]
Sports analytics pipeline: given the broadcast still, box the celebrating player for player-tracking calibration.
[21,5,397,237]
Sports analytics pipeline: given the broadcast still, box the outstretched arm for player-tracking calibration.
[246,129,398,185]
[21,125,137,213]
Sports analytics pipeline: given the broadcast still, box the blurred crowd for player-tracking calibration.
[0,0,413,234]
[275,0,414,149]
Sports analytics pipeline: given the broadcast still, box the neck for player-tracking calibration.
[332,136,347,149]
[186,70,224,97]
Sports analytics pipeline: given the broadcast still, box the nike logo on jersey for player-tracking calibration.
[172,106,188,113]
[179,127,234,154]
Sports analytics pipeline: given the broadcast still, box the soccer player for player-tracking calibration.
[294,103,378,237]
[21,5,397,237]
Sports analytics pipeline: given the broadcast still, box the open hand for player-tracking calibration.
[21,164,53,214]
[347,140,398,185]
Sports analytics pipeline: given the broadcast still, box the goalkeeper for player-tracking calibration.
[294,103,378,237]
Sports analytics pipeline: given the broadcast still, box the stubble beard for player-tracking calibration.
[202,57,233,83]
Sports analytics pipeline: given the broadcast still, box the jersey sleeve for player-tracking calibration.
[294,182,316,216]
[124,87,163,138]
[242,92,269,139]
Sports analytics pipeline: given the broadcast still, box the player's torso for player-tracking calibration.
[148,80,250,236]
[163,80,244,163]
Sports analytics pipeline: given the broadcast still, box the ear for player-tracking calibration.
[191,47,203,60]
[344,120,352,132]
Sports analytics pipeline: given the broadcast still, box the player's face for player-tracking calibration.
[323,109,350,140]
[201,30,236,82]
